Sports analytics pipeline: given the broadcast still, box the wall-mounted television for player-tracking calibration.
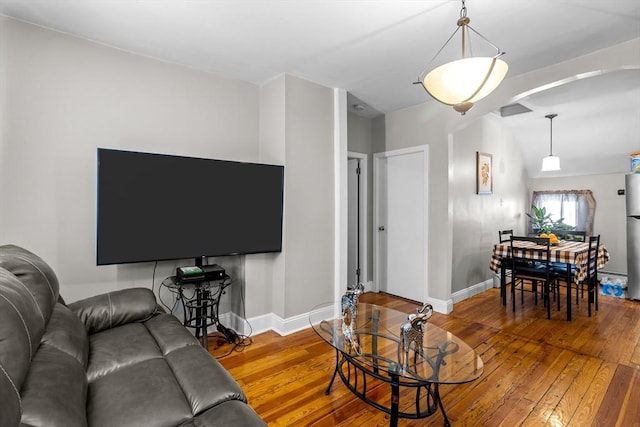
[96,148,284,265]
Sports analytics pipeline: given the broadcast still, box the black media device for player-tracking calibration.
[176,264,225,283]
[96,148,284,266]
[201,264,225,281]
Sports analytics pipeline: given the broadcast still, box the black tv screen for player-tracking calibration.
[96,148,284,265]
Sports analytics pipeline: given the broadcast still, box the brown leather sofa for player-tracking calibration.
[0,244,265,427]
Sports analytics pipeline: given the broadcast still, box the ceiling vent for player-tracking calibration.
[499,103,533,117]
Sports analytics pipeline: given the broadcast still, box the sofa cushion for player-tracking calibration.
[0,268,44,411]
[0,245,59,324]
[87,358,193,427]
[178,400,266,427]
[144,313,200,355]
[41,303,89,369]
[20,344,88,427]
[68,288,158,334]
[0,362,21,427]
[166,344,246,415]
[86,322,162,382]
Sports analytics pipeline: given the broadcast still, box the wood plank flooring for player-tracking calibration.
[209,289,640,426]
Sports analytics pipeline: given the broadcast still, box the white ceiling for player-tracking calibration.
[1,0,639,177]
[497,68,640,178]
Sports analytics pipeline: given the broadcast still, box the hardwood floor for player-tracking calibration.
[210,289,640,426]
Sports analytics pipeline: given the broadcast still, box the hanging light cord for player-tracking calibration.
[546,113,557,155]
[549,117,553,155]
[460,0,468,58]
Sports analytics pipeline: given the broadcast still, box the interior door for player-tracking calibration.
[375,147,428,302]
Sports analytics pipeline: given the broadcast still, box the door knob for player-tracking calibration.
[378,226,385,231]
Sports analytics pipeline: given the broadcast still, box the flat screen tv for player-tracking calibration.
[96,148,284,265]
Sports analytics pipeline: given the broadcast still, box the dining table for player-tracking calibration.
[489,239,610,320]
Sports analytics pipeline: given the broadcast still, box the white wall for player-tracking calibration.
[529,173,627,274]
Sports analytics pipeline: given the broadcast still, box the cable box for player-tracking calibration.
[201,264,225,281]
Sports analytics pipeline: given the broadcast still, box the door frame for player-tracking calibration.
[348,151,368,288]
[373,145,429,301]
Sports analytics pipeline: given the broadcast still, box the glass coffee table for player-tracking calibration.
[310,302,483,427]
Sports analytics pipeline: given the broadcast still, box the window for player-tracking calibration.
[531,190,596,234]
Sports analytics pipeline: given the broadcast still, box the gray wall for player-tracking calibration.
[383,104,454,302]
[378,109,529,302]
[0,17,336,323]
[450,116,528,293]
[282,75,335,317]
[529,173,627,274]
[0,17,259,306]
[1,15,634,324]
[380,41,636,307]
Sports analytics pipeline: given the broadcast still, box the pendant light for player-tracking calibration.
[417,0,508,115]
[541,114,561,171]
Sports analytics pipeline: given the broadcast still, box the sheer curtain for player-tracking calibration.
[531,190,596,234]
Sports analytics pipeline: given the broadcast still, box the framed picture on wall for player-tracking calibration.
[476,152,492,195]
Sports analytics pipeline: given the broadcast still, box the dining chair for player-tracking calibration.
[498,229,514,305]
[548,230,587,279]
[498,229,513,243]
[554,235,600,316]
[509,236,560,319]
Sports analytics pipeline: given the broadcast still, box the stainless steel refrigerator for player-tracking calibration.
[627,173,640,300]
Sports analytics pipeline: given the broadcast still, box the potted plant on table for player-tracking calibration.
[526,205,554,234]
[526,205,575,239]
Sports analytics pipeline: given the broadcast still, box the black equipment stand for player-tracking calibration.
[166,274,232,349]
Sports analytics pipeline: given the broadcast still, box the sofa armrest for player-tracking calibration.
[68,288,158,334]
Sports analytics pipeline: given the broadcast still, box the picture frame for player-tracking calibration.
[476,152,493,195]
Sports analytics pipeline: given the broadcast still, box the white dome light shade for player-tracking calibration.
[417,0,508,114]
[541,113,561,172]
[422,57,508,113]
[541,155,561,171]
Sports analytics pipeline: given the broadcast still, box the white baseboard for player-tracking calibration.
[362,280,374,293]
[369,279,453,315]
[218,304,337,337]
[217,311,274,337]
[218,280,493,338]
[451,279,494,305]
[424,297,453,315]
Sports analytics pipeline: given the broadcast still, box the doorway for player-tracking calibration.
[374,146,428,302]
[347,152,367,289]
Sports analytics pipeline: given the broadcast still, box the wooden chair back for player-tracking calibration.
[498,229,514,243]
[585,234,600,284]
[509,236,552,279]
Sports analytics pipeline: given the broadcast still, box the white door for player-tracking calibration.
[374,146,428,302]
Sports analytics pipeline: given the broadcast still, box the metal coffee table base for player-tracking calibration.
[325,350,450,427]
